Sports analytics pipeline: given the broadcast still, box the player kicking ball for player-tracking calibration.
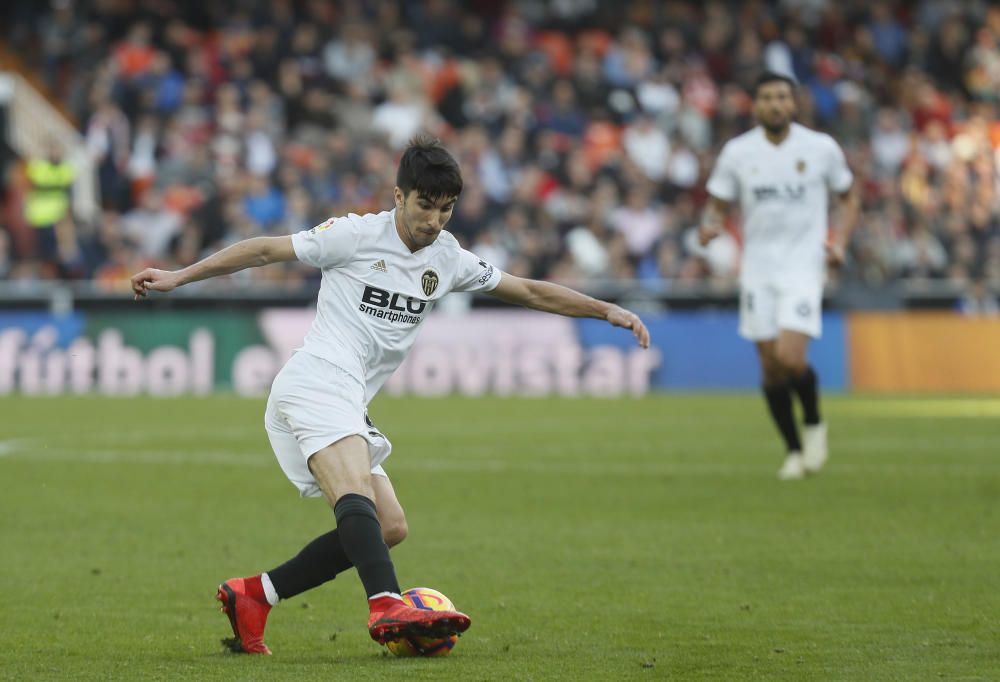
[700,72,859,480]
[131,135,650,654]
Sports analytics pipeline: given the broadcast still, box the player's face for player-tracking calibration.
[395,188,457,251]
[753,82,796,134]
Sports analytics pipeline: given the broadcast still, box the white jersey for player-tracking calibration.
[706,122,853,285]
[291,209,502,402]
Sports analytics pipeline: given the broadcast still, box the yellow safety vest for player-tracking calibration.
[25,159,74,227]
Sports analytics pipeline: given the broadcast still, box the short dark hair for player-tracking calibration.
[752,71,798,99]
[396,134,463,200]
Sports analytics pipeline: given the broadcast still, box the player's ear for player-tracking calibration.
[393,187,405,209]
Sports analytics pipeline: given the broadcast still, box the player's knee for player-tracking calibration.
[775,349,807,375]
[759,357,784,384]
[382,517,408,547]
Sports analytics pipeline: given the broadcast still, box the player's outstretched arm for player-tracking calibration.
[487,274,650,348]
[131,236,297,299]
[698,195,731,246]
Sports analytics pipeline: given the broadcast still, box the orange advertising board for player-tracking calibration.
[848,313,1000,392]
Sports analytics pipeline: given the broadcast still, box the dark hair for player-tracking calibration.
[396,134,463,200]
[752,71,798,99]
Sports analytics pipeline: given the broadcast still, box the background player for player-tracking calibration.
[130,135,650,654]
[700,72,859,480]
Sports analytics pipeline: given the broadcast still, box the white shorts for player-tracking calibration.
[738,279,823,341]
[264,351,392,498]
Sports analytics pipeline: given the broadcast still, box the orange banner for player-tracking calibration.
[848,313,1000,392]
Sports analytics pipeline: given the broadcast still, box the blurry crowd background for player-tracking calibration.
[0,0,999,307]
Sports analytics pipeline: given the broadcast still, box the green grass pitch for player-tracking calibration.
[1,395,998,680]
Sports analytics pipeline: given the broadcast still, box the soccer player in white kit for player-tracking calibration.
[130,135,650,654]
[700,72,859,481]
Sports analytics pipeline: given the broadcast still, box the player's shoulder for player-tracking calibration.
[336,209,394,242]
[431,229,462,252]
[791,123,842,151]
[310,209,388,232]
[343,209,393,229]
[427,230,477,275]
[719,127,764,156]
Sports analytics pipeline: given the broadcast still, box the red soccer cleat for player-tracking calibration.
[368,600,471,645]
[216,577,272,654]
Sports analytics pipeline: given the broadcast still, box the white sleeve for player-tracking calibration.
[705,142,739,202]
[291,216,361,268]
[450,249,502,293]
[825,137,854,193]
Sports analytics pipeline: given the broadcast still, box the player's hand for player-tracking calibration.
[131,268,182,299]
[825,241,846,268]
[606,306,650,349]
[698,223,720,247]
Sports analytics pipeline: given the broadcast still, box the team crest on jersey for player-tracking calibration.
[421,269,439,297]
[796,160,807,174]
[310,217,335,234]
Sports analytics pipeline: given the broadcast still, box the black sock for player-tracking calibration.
[789,366,821,426]
[333,493,400,598]
[763,383,802,453]
[266,529,352,600]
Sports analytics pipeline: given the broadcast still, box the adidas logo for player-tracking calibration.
[370,259,388,273]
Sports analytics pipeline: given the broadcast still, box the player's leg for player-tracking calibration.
[263,353,404,610]
[307,438,470,643]
[776,328,822,421]
[217,452,406,653]
[221,353,466,648]
[216,363,409,654]
[776,330,826,472]
[776,330,821,425]
[742,283,805,479]
[373,471,408,547]
[773,329,809,375]
[756,340,805,480]
[306,436,401,599]
[264,467,407,603]
[775,285,827,473]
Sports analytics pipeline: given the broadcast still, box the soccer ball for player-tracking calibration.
[385,587,460,657]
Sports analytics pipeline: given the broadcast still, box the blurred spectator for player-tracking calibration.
[683,224,739,281]
[604,26,656,88]
[565,225,610,279]
[623,113,671,182]
[0,226,12,279]
[242,176,285,231]
[113,22,155,80]
[322,24,376,85]
[870,108,910,178]
[126,114,159,198]
[24,141,75,274]
[958,278,1000,317]
[120,190,181,260]
[39,0,77,96]
[868,3,908,68]
[609,185,666,261]
[372,84,428,150]
[537,78,587,139]
[966,24,1000,101]
[665,137,700,189]
[893,224,949,278]
[85,87,130,210]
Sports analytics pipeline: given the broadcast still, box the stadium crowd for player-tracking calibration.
[0,0,998,301]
